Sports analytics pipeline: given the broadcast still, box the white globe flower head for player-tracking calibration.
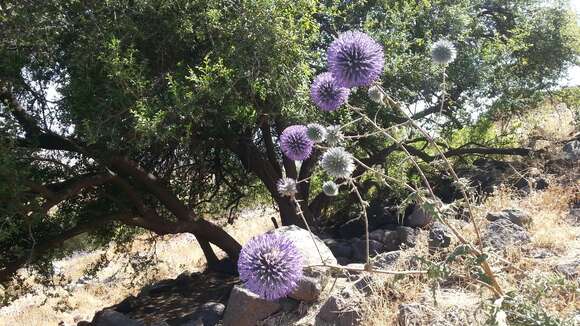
[320,147,355,179]
[367,85,384,104]
[322,181,339,196]
[325,125,344,147]
[277,177,297,197]
[430,39,457,65]
[306,123,327,143]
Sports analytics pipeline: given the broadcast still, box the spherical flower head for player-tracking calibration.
[327,31,385,88]
[238,233,304,300]
[280,125,314,161]
[322,181,339,196]
[321,147,355,179]
[430,39,457,65]
[310,72,350,111]
[306,123,327,143]
[325,125,344,147]
[277,177,298,197]
[367,85,384,104]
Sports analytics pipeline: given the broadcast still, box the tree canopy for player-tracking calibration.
[0,0,578,284]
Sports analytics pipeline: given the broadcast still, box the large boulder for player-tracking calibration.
[484,219,531,250]
[266,225,337,266]
[222,286,281,326]
[91,310,143,326]
[486,209,531,227]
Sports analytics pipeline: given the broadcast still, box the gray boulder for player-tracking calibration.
[406,206,432,227]
[484,219,531,250]
[563,140,580,160]
[267,225,337,266]
[554,260,579,280]
[323,238,353,259]
[486,209,531,227]
[222,285,281,326]
[91,310,143,326]
[316,291,362,326]
[288,276,322,302]
[351,239,384,262]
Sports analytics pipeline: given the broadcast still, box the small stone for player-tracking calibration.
[316,293,362,326]
[428,222,452,250]
[288,276,322,302]
[180,302,225,326]
[222,286,281,326]
[554,261,579,280]
[484,219,531,250]
[486,209,531,227]
[372,251,401,270]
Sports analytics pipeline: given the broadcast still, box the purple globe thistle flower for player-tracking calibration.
[310,72,350,111]
[327,31,385,88]
[280,125,314,161]
[277,177,297,197]
[238,233,304,301]
[430,39,457,65]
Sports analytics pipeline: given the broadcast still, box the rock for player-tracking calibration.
[428,222,452,250]
[222,285,281,326]
[289,276,322,302]
[563,140,580,160]
[371,229,400,251]
[279,298,299,312]
[336,256,351,266]
[266,225,337,266]
[486,209,531,227]
[91,309,143,326]
[406,206,432,227]
[396,226,418,248]
[351,239,384,262]
[372,251,401,269]
[352,275,374,295]
[76,322,91,326]
[398,303,429,326]
[180,302,225,326]
[147,280,174,297]
[115,295,138,314]
[316,293,362,326]
[484,219,530,250]
[324,239,353,259]
[554,261,579,280]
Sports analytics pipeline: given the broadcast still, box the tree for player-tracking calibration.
[0,0,577,285]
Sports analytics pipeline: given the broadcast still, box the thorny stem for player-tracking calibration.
[349,180,371,271]
[291,197,327,265]
[308,264,427,275]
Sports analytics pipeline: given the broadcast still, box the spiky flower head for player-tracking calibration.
[430,39,457,65]
[322,181,339,196]
[280,125,314,161]
[321,147,355,179]
[325,125,344,147]
[327,31,385,88]
[238,233,304,300]
[277,178,297,198]
[367,85,384,104]
[310,73,350,111]
[306,123,327,143]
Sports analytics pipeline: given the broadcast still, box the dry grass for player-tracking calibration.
[360,179,580,325]
[0,207,278,326]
